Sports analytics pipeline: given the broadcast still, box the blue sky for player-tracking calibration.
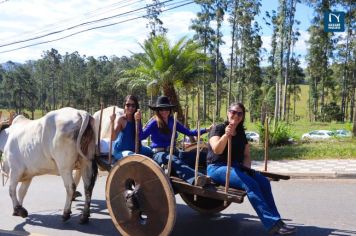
[0,0,315,66]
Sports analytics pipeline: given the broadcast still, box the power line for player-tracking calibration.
[0,0,147,47]
[0,0,194,54]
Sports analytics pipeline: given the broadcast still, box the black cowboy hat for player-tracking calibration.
[148,96,176,110]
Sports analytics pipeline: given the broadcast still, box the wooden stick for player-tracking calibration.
[182,105,188,151]
[167,112,178,176]
[194,120,201,201]
[108,106,116,165]
[9,111,14,125]
[97,103,104,155]
[135,109,140,154]
[264,115,269,171]
[224,137,232,206]
[1,160,4,186]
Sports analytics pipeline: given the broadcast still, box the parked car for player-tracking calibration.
[246,131,260,142]
[335,129,352,137]
[301,130,334,140]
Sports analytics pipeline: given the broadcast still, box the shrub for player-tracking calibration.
[257,121,295,146]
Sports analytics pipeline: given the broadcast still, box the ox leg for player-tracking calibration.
[18,179,32,206]
[72,170,82,201]
[9,170,28,218]
[60,170,76,222]
[79,160,97,224]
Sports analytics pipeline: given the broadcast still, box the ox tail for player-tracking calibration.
[76,112,95,161]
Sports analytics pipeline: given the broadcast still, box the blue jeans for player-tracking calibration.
[153,151,203,184]
[113,146,153,161]
[207,162,281,231]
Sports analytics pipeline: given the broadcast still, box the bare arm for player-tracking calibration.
[111,115,125,140]
[209,134,229,155]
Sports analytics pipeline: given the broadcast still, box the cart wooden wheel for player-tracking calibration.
[106,154,176,236]
[179,192,231,214]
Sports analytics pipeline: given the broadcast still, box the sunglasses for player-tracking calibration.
[158,108,171,111]
[125,103,136,108]
[229,109,243,117]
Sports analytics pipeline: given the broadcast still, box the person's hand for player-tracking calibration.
[206,124,213,132]
[225,123,234,137]
[134,109,141,121]
[110,113,116,122]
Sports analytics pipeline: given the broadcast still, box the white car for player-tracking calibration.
[301,130,334,140]
[335,129,352,137]
[246,131,260,142]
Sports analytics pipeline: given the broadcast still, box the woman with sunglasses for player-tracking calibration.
[111,95,152,161]
[207,102,296,235]
[136,95,211,186]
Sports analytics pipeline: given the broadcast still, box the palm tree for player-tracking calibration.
[122,35,208,122]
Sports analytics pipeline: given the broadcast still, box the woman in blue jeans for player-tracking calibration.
[207,102,296,235]
[136,96,211,185]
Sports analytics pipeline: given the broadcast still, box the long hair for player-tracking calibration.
[123,95,139,112]
[154,110,171,135]
[226,102,246,133]
[123,95,140,138]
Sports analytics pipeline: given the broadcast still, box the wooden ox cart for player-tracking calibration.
[95,107,289,236]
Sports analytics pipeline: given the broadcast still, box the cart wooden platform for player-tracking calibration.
[96,153,289,236]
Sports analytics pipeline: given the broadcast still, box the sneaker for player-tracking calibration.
[279,221,297,232]
[269,222,296,235]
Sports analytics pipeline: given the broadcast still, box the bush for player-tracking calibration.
[257,121,295,146]
[320,102,343,122]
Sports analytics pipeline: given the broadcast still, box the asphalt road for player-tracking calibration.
[0,175,355,236]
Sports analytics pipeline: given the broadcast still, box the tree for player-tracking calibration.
[145,0,167,38]
[306,0,335,121]
[124,36,207,122]
[191,0,216,121]
[212,0,227,119]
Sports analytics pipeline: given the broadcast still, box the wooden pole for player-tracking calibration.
[224,137,232,206]
[1,160,4,186]
[167,112,178,176]
[108,106,116,165]
[9,111,14,125]
[182,105,188,151]
[135,109,140,154]
[194,120,201,201]
[97,103,104,155]
[264,116,269,171]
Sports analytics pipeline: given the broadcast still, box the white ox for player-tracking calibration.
[0,107,97,223]
[93,106,124,140]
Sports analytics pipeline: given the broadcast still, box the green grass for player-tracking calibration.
[250,138,356,161]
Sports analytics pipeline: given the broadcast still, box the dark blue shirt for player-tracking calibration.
[140,116,207,148]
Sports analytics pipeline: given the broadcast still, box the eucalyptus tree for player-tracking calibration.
[190,0,215,121]
[61,52,86,108]
[40,48,62,111]
[1,62,37,116]
[230,0,262,121]
[226,0,239,108]
[123,36,207,122]
[337,0,355,122]
[145,0,167,38]
[281,0,299,121]
[212,0,227,119]
[306,0,336,121]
